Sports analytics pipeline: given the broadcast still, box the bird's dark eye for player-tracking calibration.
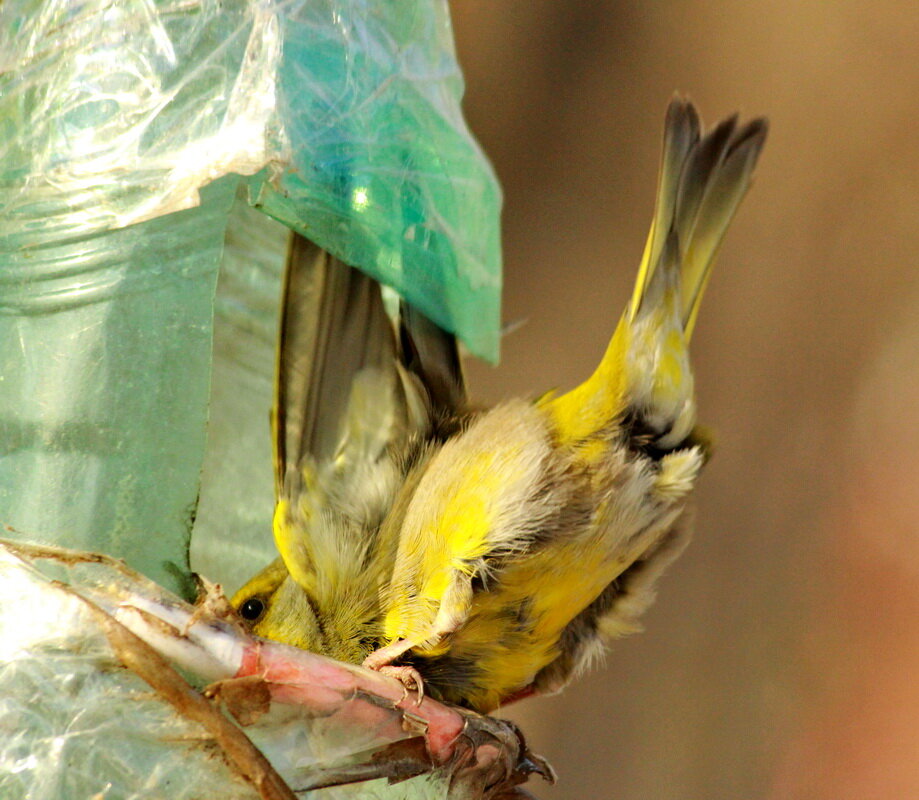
[239,597,266,621]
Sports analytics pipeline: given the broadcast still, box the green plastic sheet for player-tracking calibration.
[0,0,502,594]
[249,3,503,361]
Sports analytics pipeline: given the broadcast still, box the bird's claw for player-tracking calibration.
[376,664,425,706]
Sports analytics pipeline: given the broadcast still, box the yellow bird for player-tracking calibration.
[233,98,767,714]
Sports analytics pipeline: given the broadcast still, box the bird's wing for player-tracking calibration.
[273,235,399,491]
[272,235,472,606]
[398,300,467,421]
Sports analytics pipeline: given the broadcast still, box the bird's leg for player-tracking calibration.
[364,579,472,704]
[362,637,416,669]
[362,638,426,704]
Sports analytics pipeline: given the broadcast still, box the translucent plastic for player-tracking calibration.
[248,3,503,361]
[1,0,501,595]
[0,0,500,360]
[0,176,236,596]
[0,543,456,799]
[191,186,287,589]
[0,544,261,800]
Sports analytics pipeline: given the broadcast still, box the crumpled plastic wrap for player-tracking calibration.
[0,544,266,800]
[0,0,501,592]
[0,541,549,799]
[247,2,502,361]
[0,0,501,359]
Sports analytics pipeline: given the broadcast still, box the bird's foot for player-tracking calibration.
[363,642,425,705]
[377,664,425,706]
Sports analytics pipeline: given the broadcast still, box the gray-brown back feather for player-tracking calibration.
[273,235,398,491]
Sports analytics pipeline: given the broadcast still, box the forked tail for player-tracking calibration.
[546,98,767,448]
[629,97,768,340]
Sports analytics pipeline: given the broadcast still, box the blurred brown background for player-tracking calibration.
[449,2,919,798]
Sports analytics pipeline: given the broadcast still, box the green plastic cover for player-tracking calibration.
[0,0,502,594]
[248,3,503,362]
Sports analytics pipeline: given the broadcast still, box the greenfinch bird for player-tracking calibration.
[233,98,767,713]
